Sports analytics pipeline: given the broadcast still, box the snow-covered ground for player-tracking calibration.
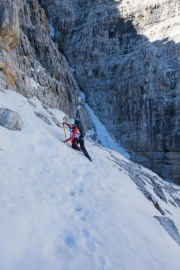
[0,90,180,270]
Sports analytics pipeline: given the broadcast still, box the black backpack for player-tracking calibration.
[75,119,85,138]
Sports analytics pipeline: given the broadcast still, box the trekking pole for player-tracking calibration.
[63,123,66,137]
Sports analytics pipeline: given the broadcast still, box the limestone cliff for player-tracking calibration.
[42,0,180,184]
[0,0,91,127]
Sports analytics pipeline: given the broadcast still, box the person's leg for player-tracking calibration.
[79,139,92,161]
[72,139,81,151]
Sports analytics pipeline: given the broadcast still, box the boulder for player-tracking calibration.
[0,108,23,130]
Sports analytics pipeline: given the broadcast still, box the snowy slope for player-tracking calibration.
[0,90,180,270]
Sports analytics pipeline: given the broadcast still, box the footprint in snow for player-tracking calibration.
[73,202,88,221]
[69,185,84,197]
[81,228,90,237]
[64,234,77,249]
[74,204,83,212]
[81,228,96,253]
[97,255,106,270]
[80,216,86,221]
[80,209,89,222]
[78,186,84,195]
[69,191,76,197]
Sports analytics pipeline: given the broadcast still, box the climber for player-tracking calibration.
[62,118,92,161]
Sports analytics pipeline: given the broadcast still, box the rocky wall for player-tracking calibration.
[43,0,180,183]
[0,0,92,125]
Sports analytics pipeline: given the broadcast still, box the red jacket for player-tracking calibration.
[63,123,79,143]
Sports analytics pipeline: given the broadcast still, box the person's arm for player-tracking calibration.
[63,127,79,143]
[62,122,69,127]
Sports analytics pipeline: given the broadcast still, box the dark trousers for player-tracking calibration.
[72,139,92,161]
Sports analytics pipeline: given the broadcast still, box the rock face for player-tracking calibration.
[34,111,52,126]
[0,0,20,88]
[0,0,20,50]
[43,0,180,184]
[0,0,92,129]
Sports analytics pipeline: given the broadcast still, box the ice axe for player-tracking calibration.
[62,114,69,137]
[63,123,66,137]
